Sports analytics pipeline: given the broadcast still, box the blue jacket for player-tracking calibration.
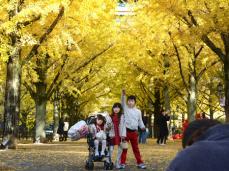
[167,124,229,171]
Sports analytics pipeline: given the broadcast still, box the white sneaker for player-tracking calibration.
[115,161,121,169]
[137,163,147,169]
[116,164,126,169]
[120,164,126,169]
[95,151,99,156]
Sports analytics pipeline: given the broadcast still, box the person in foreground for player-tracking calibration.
[166,119,229,171]
[119,90,146,169]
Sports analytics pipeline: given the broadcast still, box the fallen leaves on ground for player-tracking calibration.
[0,139,181,171]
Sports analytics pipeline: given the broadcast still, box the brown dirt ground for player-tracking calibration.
[0,139,182,171]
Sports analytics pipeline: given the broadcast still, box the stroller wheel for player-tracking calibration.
[85,160,94,170]
[104,161,113,170]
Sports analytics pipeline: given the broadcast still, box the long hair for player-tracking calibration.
[97,114,106,123]
[111,102,123,119]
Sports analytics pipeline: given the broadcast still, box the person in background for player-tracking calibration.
[57,117,64,141]
[139,116,148,144]
[166,119,229,171]
[119,90,147,169]
[195,113,201,120]
[141,123,149,144]
[182,119,189,134]
[63,118,69,141]
[157,110,170,145]
[201,112,209,119]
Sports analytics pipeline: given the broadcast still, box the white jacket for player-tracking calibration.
[121,94,145,131]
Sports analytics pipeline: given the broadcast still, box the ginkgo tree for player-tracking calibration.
[0,0,71,145]
[21,0,117,142]
[1,0,228,147]
[154,0,229,121]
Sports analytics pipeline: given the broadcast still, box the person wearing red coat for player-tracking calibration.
[109,103,126,169]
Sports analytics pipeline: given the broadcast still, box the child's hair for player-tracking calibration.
[127,95,136,102]
[182,119,221,148]
[96,114,106,124]
[111,102,123,118]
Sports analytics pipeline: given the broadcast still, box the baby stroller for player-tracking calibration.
[85,115,114,170]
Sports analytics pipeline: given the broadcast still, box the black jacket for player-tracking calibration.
[158,114,170,131]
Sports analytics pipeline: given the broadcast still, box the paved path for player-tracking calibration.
[0,139,181,171]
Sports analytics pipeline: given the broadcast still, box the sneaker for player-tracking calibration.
[117,164,126,169]
[95,152,99,157]
[137,163,146,169]
[115,161,122,169]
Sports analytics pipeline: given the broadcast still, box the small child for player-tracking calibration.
[120,90,146,169]
[94,114,107,157]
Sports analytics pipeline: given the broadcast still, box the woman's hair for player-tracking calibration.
[182,119,221,148]
[111,102,123,118]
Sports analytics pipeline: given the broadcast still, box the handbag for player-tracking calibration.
[120,139,128,149]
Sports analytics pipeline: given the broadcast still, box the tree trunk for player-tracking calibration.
[164,85,171,112]
[164,85,172,136]
[187,73,197,122]
[208,79,214,119]
[203,33,229,122]
[153,85,161,138]
[147,100,153,138]
[163,54,171,112]
[3,50,21,148]
[224,57,229,122]
[35,83,47,143]
[53,90,60,140]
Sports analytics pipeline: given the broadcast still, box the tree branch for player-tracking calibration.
[139,81,154,105]
[202,35,225,62]
[172,41,189,94]
[22,6,65,65]
[71,43,114,74]
[197,60,220,81]
[79,91,111,107]
[81,80,103,94]
[131,62,153,76]
[17,15,41,28]
[221,32,229,55]
[23,81,35,99]
[195,45,204,59]
[187,10,198,26]
[47,55,68,99]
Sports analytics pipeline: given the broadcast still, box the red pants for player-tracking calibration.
[120,130,143,164]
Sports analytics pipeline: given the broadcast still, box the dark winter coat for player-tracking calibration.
[158,114,170,135]
[167,124,229,171]
[57,120,64,135]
